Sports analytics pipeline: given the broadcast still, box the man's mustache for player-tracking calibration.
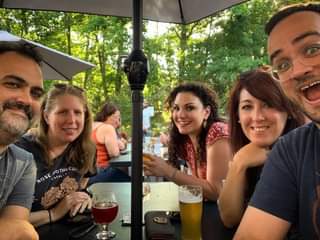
[3,100,33,120]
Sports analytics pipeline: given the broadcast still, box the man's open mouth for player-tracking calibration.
[300,80,320,102]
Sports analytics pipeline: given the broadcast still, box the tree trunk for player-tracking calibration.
[178,25,187,83]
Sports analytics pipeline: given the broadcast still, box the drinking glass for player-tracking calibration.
[143,136,164,182]
[143,182,151,202]
[142,153,152,202]
[92,191,119,239]
[143,138,154,180]
[179,185,203,240]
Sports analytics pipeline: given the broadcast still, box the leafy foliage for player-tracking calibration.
[0,0,301,135]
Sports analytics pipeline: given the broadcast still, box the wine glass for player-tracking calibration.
[92,191,118,239]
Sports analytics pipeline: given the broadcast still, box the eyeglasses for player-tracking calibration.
[271,42,320,82]
[53,83,85,93]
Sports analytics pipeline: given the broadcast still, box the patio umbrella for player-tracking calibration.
[0,1,247,238]
[0,30,94,80]
[0,0,247,24]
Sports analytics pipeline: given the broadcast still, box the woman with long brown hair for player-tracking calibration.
[16,84,96,227]
[218,68,305,228]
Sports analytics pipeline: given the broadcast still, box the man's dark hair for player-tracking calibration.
[265,2,320,35]
[0,41,42,65]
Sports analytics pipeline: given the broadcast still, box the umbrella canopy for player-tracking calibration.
[0,0,247,24]
[0,30,94,80]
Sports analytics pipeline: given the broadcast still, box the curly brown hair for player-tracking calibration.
[165,82,224,169]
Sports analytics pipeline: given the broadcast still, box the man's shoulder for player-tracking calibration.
[270,122,316,168]
[7,144,34,162]
[15,134,42,156]
[281,122,316,142]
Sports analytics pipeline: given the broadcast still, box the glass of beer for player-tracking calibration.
[143,143,154,181]
[92,191,119,239]
[179,185,203,240]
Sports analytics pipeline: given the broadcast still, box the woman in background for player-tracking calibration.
[218,68,305,227]
[144,82,232,201]
[16,84,96,227]
[88,102,130,184]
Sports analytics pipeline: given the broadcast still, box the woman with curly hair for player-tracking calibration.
[16,84,96,227]
[144,82,232,201]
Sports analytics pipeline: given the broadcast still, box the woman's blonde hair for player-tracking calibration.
[36,84,95,175]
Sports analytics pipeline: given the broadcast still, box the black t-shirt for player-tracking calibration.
[250,122,320,239]
[16,135,84,211]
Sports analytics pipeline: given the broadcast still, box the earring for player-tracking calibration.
[203,119,207,128]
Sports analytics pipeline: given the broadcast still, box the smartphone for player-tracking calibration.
[121,214,131,226]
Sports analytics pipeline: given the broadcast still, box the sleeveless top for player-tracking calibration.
[92,124,109,168]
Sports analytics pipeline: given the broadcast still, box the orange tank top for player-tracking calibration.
[92,124,110,168]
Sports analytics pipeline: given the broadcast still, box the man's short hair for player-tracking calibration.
[0,41,42,65]
[265,2,320,35]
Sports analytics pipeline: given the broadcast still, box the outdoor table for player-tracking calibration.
[109,144,132,168]
[109,151,132,168]
[109,141,167,168]
[36,182,236,240]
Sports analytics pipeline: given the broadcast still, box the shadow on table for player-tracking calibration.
[37,216,98,240]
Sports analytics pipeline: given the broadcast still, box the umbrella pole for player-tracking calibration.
[130,89,144,240]
[124,0,148,239]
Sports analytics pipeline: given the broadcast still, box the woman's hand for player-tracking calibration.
[118,138,127,151]
[51,191,91,221]
[233,143,270,170]
[143,153,172,178]
[70,196,92,217]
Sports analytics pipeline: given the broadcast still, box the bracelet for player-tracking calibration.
[170,168,178,181]
[48,209,52,224]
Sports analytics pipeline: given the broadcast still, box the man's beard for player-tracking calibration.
[303,110,320,125]
[292,101,320,125]
[0,100,33,146]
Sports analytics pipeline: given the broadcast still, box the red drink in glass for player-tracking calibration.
[92,202,119,224]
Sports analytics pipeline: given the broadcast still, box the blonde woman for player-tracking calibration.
[16,84,95,227]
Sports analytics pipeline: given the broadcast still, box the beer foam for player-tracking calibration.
[179,191,202,203]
